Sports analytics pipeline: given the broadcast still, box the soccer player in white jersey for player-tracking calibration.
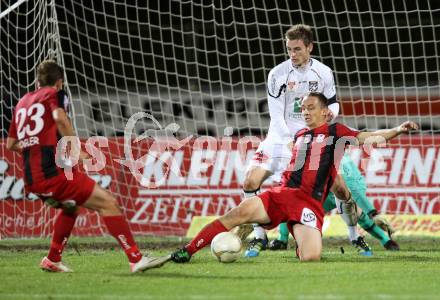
[241,24,365,257]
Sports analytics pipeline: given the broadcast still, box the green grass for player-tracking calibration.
[1,237,440,300]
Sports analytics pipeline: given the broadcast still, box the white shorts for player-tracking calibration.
[246,137,292,182]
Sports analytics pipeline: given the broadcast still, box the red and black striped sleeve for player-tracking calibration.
[47,89,69,113]
[7,109,17,139]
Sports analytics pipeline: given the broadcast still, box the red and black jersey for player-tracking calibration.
[281,122,359,203]
[8,87,70,185]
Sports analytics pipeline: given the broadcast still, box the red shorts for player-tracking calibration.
[27,171,96,206]
[258,187,324,234]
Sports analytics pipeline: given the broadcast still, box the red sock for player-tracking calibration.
[185,220,228,255]
[48,211,77,262]
[103,215,142,263]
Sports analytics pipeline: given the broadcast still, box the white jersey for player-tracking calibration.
[266,58,336,142]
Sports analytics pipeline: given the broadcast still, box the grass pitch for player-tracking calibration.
[1,237,440,300]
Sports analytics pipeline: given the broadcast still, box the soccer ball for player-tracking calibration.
[211,232,242,263]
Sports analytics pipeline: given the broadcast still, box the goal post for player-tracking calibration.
[1,0,439,238]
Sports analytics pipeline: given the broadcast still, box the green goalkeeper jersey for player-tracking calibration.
[339,153,365,187]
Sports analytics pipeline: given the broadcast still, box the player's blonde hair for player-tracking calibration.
[285,24,314,46]
[37,59,64,87]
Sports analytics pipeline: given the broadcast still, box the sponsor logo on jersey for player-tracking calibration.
[303,134,312,144]
[252,150,269,163]
[316,134,326,143]
[308,81,318,91]
[287,81,297,90]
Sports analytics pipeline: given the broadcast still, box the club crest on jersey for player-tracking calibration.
[287,81,297,90]
[303,134,312,144]
[308,81,318,91]
[253,150,269,163]
[316,134,326,143]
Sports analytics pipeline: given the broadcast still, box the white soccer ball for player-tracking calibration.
[211,232,242,263]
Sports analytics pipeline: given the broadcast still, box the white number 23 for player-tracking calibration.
[16,103,45,140]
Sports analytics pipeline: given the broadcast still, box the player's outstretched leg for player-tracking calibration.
[83,184,165,273]
[349,183,399,250]
[172,219,229,263]
[350,186,396,237]
[40,209,78,272]
[142,195,271,270]
[236,189,258,241]
[268,222,288,250]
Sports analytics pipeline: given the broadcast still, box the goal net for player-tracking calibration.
[1,0,439,238]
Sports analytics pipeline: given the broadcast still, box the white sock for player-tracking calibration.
[253,224,267,240]
[348,226,359,242]
[242,189,265,240]
[336,196,358,226]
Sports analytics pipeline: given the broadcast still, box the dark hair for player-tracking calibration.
[307,92,328,107]
[37,59,64,87]
[285,24,314,46]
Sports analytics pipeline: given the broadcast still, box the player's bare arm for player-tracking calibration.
[356,121,419,145]
[330,174,351,201]
[6,137,21,153]
[53,107,90,160]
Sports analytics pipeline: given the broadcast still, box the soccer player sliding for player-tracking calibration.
[143,92,418,269]
[237,24,397,257]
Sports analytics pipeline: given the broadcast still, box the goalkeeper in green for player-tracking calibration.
[270,153,400,254]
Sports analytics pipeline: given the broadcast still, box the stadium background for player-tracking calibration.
[1,0,439,238]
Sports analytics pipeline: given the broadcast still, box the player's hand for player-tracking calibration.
[326,110,334,122]
[373,214,395,238]
[397,121,419,134]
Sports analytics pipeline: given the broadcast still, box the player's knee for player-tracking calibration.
[298,248,321,261]
[299,252,321,262]
[107,198,121,211]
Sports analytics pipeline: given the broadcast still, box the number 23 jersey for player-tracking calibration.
[8,87,70,185]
